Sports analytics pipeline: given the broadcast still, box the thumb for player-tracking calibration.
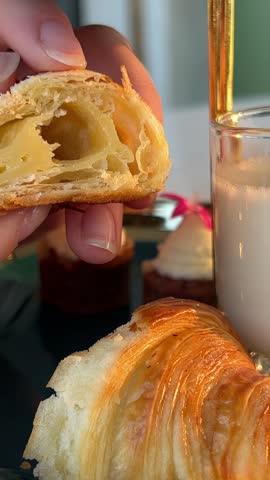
[0,0,86,71]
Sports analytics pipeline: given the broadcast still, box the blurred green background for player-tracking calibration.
[234,0,270,97]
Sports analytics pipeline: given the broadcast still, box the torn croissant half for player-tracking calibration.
[24,298,270,480]
[0,68,170,210]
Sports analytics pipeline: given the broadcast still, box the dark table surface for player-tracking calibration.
[0,241,157,477]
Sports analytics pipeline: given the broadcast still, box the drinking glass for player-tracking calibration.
[210,107,270,355]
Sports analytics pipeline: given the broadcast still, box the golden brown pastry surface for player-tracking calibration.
[24,298,270,479]
[0,69,170,210]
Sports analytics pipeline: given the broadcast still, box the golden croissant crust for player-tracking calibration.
[0,68,170,210]
[24,298,270,480]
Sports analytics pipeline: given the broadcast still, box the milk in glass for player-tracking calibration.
[214,158,270,354]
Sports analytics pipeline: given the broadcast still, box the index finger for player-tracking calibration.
[76,25,163,123]
[0,0,86,71]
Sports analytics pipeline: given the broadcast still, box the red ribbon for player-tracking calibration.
[160,193,212,230]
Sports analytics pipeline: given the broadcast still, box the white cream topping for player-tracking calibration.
[152,213,213,279]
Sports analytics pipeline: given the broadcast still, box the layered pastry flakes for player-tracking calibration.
[0,69,170,210]
[24,298,270,479]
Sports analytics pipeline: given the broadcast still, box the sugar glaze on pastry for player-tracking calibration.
[0,69,170,210]
[24,298,270,479]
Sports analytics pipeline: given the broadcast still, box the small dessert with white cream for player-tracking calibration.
[143,205,216,305]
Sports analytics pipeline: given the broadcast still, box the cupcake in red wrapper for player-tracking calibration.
[39,225,134,315]
[143,196,216,306]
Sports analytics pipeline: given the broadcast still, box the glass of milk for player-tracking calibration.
[211,107,270,355]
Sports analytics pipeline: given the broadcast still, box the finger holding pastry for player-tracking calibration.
[0,0,86,71]
[0,6,169,263]
[0,50,52,259]
[0,0,86,261]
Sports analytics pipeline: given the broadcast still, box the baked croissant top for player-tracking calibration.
[24,298,270,480]
[0,69,170,210]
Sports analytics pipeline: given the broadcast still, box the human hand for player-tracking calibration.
[0,0,162,264]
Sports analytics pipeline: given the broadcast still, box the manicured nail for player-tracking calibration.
[81,205,118,254]
[0,52,20,82]
[40,20,86,68]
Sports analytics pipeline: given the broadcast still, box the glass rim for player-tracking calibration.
[211,106,270,136]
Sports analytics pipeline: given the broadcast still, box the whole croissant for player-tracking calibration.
[24,299,270,479]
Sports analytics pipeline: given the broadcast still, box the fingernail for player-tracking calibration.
[0,52,20,82]
[40,20,86,68]
[81,205,118,254]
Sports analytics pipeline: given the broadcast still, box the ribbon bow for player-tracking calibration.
[160,193,212,230]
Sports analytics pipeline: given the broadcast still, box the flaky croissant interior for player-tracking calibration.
[0,69,170,210]
[24,298,270,480]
